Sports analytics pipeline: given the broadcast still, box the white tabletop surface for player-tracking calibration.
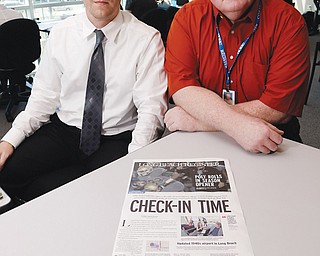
[0,131,319,256]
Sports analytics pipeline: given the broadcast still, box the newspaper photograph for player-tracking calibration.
[112,159,254,256]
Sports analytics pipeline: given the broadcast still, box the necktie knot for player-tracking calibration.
[95,29,105,47]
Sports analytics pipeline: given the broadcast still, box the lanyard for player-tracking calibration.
[216,0,261,91]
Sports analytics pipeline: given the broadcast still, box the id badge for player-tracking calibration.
[222,89,236,105]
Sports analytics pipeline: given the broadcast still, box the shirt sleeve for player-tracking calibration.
[165,8,201,100]
[259,11,310,117]
[1,32,62,148]
[128,31,168,153]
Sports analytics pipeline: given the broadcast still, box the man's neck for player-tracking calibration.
[217,0,256,23]
[86,9,119,29]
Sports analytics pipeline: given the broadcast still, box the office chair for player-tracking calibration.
[176,0,189,6]
[0,18,41,122]
[166,6,179,31]
[127,0,158,20]
[283,0,294,6]
[140,8,168,45]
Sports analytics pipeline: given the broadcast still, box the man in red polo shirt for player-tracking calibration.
[164,0,310,154]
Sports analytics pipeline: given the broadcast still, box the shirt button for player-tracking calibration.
[230,30,235,34]
[230,55,234,60]
[230,80,234,84]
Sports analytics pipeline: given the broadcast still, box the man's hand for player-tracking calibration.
[227,115,284,154]
[0,141,14,171]
[164,106,214,132]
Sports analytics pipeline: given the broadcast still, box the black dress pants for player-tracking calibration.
[0,114,132,202]
[275,116,302,143]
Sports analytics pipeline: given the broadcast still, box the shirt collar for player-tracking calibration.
[82,11,123,43]
[213,0,259,25]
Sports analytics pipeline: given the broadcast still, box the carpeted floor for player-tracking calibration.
[299,33,320,149]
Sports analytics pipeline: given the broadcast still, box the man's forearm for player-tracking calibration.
[172,86,242,133]
[170,86,284,154]
[173,86,290,126]
[233,100,291,124]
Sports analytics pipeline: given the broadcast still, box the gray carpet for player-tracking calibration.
[299,34,320,149]
[1,35,320,149]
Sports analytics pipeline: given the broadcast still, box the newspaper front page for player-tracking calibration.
[112,159,254,256]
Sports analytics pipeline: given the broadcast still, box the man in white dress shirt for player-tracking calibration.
[0,0,167,206]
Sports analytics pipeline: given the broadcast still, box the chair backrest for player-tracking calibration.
[176,0,189,6]
[140,8,168,44]
[166,6,179,31]
[127,0,158,20]
[0,18,41,69]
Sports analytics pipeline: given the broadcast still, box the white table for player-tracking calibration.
[0,132,319,256]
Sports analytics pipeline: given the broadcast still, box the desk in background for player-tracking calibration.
[37,19,61,34]
[0,132,319,256]
[294,0,317,13]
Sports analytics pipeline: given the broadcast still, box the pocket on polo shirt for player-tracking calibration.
[239,60,268,101]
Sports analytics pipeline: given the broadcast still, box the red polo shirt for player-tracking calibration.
[165,0,310,116]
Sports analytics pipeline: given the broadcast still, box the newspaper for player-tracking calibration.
[112,159,254,256]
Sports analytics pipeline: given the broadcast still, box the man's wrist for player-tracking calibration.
[0,140,15,150]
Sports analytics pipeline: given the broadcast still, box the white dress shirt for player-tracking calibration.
[2,11,168,152]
